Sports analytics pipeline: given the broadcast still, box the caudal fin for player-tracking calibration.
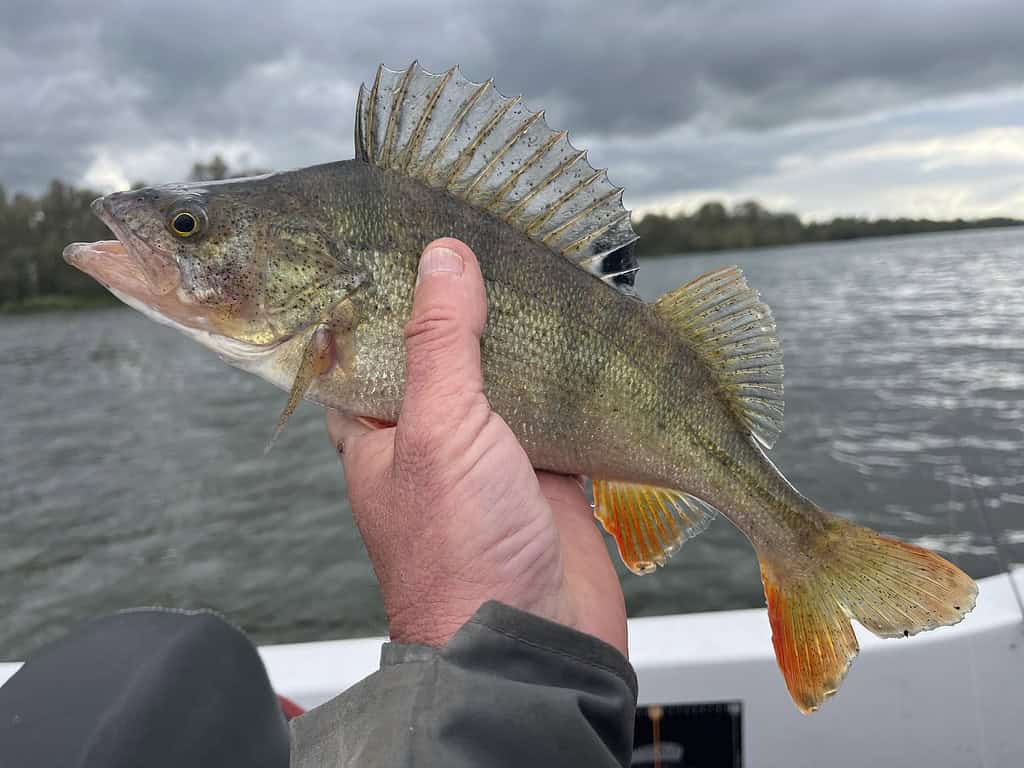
[759,518,978,713]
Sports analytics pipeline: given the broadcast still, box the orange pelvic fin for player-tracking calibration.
[593,480,717,575]
[759,519,978,713]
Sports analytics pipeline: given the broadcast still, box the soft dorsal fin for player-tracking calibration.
[655,266,784,448]
[356,61,639,292]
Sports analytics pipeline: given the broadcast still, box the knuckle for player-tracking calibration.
[404,306,464,350]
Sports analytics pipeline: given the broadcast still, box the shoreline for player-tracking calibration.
[636,220,1023,258]
[3,223,1020,314]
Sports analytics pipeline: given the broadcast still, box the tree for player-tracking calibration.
[188,155,267,182]
[189,155,230,182]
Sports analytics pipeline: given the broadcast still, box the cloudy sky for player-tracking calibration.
[3,0,1023,221]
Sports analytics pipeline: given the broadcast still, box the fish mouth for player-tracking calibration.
[64,197,181,296]
[62,238,170,300]
[63,236,202,330]
[63,236,281,362]
[63,198,284,360]
[63,198,208,336]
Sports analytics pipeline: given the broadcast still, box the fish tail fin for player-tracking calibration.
[759,516,977,713]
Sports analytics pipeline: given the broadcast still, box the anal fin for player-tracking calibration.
[593,480,717,575]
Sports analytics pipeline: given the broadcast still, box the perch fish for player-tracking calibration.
[64,62,977,712]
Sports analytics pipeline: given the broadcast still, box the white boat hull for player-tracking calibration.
[3,568,1021,766]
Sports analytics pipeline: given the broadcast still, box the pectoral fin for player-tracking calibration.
[266,325,336,452]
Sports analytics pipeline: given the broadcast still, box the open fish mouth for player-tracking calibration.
[62,234,218,339]
[65,233,206,333]
[64,197,182,297]
[62,238,172,298]
[63,233,282,363]
[62,193,211,333]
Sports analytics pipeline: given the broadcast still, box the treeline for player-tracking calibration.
[634,200,1021,256]
[0,180,114,310]
[2,160,1021,310]
[0,157,264,310]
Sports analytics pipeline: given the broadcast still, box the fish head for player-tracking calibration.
[65,175,359,355]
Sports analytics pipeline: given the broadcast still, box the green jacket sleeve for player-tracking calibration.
[289,600,637,767]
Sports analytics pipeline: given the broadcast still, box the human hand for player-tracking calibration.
[326,238,628,656]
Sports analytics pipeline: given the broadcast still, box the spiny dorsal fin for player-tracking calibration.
[356,61,639,292]
[593,480,718,575]
[654,266,784,448]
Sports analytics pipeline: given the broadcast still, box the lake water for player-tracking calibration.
[2,227,1022,659]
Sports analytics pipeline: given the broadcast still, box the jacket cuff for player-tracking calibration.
[291,599,637,767]
[380,600,637,701]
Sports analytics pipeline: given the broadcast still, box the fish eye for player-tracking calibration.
[169,210,200,238]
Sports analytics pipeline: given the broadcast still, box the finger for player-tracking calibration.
[325,409,374,455]
[325,410,396,536]
[400,238,488,433]
[538,471,628,656]
[535,472,590,513]
[325,409,395,485]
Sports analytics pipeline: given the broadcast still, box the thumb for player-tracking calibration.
[399,238,488,433]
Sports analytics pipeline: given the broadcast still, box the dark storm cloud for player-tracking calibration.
[479,0,1024,134]
[2,0,1022,197]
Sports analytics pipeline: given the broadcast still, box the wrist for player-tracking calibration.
[384,586,579,648]
[385,597,477,647]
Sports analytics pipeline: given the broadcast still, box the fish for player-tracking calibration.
[64,61,977,713]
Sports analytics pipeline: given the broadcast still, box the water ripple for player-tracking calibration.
[1,227,1021,656]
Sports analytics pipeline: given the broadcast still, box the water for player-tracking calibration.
[2,228,1022,660]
